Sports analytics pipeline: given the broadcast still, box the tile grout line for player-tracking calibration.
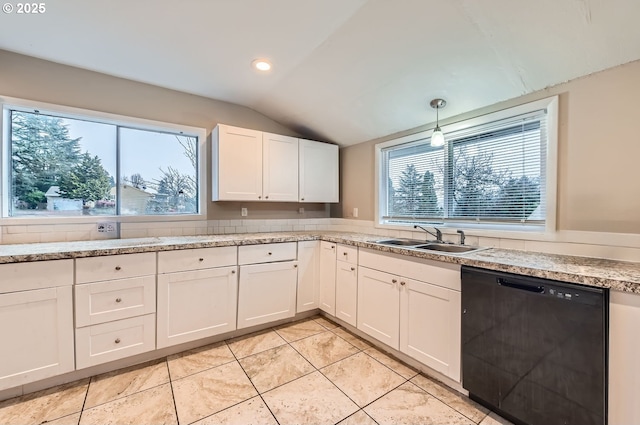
[165,357,181,425]
[76,378,91,425]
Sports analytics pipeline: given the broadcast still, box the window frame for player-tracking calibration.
[375,96,558,236]
[0,96,207,224]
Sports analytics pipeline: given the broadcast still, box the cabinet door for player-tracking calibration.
[357,266,400,349]
[0,287,74,391]
[263,132,298,201]
[319,241,337,315]
[297,241,320,313]
[336,261,357,327]
[157,266,238,348]
[238,261,298,329]
[400,277,461,382]
[299,139,339,203]
[214,124,263,201]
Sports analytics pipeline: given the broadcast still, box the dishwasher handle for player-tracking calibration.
[497,277,545,293]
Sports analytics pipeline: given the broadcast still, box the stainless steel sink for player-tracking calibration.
[414,243,486,254]
[375,238,426,247]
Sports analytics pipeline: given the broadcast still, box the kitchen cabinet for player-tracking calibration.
[357,266,400,348]
[299,139,339,203]
[74,253,157,369]
[319,241,337,315]
[237,243,298,329]
[212,124,298,202]
[0,260,75,391]
[157,247,238,349]
[357,248,461,381]
[296,240,320,313]
[609,290,640,425]
[335,245,358,326]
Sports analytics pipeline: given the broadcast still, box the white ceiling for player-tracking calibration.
[2,0,640,146]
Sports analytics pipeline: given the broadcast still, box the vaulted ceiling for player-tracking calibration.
[1,0,639,146]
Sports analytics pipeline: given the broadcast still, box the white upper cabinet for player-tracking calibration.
[212,124,338,203]
[263,132,299,202]
[212,124,263,201]
[299,139,339,203]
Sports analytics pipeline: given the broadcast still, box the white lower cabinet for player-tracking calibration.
[400,277,461,382]
[296,241,320,313]
[157,266,238,349]
[238,261,298,329]
[75,314,156,369]
[319,241,337,315]
[0,284,75,391]
[357,248,462,382]
[336,261,358,326]
[357,266,400,348]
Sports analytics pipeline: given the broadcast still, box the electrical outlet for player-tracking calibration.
[353,207,359,218]
[97,222,117,234]
[241,208,248,217]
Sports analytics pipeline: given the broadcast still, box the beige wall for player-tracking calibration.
[0,49,328,220]
[337,59,640,235]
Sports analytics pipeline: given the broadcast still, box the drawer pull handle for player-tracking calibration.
[199,258,204,262]
[400,281,406,286]
[115,338,121,344]
[115,266,121,271]
[392,279,398,284]
[116,298,122,303]
[350,267,355,271]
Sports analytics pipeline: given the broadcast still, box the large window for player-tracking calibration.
[378,97,557,230]
[2,101,204,218]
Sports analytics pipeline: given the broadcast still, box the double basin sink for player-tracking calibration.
[374,238,487,254]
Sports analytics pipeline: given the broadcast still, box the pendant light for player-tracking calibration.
[430,98,446,147]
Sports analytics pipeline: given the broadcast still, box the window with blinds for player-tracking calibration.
[380,107,548,227]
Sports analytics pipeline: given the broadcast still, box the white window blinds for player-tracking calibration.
[381,108,547,226]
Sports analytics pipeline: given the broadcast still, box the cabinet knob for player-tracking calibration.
[350,267,355,271]
[116,297,122,303]
[331,245,335,249]
[294,264,298,268]
[115,266,121,271]
[258,196,262,199]
[115,338,121,344]
[231,270,236,274]
[392,279,398,284]
[265,196,269,199]
[301,198,305,201]
[268,252,272,255]
[199,258,204,262]
[343,252,347,256]
[400,281,406,286]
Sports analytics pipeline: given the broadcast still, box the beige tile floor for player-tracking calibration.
[0,316,513,425]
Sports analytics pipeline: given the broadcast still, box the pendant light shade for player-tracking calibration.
[430,98,446,147]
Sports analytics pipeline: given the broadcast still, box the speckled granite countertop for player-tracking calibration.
[1,231,639,293]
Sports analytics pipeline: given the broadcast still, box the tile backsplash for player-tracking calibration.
[1,218,639,263]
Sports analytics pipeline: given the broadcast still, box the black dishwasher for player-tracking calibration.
[461,266,608,425]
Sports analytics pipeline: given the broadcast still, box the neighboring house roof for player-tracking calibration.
[45,186,61,197]
[110,185,154,198]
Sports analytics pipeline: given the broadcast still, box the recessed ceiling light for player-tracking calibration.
[252,59,272,72]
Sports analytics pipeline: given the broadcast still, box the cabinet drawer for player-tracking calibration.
[158,246,237,274]
[0,260,73,293]
[337,245,358,265]
[75,314,155,369]
[238,242,296,265]
[76,253,156,284]
[75,276,156,327]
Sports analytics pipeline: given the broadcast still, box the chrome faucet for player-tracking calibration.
[413,225,443,243]
[457,230,466,245]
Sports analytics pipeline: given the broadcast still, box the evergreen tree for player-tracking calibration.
[491,176,540,219]
[395,164,422,215]
[58,152,111,203]
[419,170,440,216]
[11,111,81,205]
[387,177,397,215]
